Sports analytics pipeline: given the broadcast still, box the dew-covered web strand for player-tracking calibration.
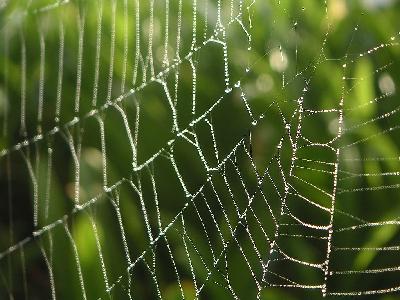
[1,3,251,160]
[262,18,332,292]
[1,12,388,298]
[1,0,255,284]
[1,1,400,299]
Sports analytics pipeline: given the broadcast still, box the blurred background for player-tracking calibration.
[1,0,400,299]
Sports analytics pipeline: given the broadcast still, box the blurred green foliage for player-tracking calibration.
[1,0,400,299]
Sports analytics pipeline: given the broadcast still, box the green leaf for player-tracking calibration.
[352,58,376,120]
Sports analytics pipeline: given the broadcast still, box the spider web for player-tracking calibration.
[0,0,400,299]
